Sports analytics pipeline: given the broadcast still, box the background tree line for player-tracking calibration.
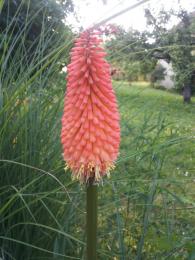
[106,8,195,102]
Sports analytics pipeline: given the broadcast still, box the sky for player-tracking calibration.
[66,0,195,32]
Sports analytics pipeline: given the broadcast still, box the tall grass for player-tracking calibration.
[0,3,195,260]
[0,3,85,259]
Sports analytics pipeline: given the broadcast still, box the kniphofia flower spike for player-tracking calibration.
[61,30,120,183]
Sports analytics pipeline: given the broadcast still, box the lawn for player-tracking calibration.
[115,81,195,170]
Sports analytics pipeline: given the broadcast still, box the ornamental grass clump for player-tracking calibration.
[61,29,120,183]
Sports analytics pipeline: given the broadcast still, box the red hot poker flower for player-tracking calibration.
[61,30,120,183]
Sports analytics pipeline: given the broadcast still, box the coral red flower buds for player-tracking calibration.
[61,30,120,183]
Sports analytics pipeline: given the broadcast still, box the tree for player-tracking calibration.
[0,0,74,69]
[171,10,194,102]
[145,8,195,102]
[105,25,156,81]
[0,0,74,39]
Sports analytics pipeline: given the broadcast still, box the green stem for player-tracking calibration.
[86,178,97,260]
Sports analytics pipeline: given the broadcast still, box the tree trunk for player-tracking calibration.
[182,85,191,103]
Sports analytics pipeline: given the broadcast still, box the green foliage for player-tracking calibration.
[145,8,195,93]
[170,11,193,90]
[0,0,74,68]
[122,61,141,81]
[106,27,156,82]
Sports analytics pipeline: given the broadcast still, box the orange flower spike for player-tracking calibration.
[61,30,120,183]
